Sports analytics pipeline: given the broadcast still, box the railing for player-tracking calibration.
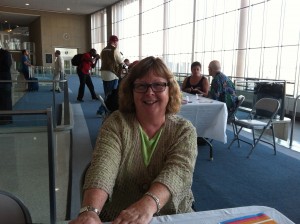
[1,77,72,131]
[290,95,300,147]
[229,76,295,96]
[233,79,286,120]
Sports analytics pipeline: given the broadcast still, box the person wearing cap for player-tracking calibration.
[52,50,63,93]
[96,35,123,117]
[76,48,100,102]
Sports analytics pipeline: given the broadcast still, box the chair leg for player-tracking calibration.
[271,126,277,155]
[234,123,241,147]
[252,128,256,146]
[228,124,242,150]
[247,128,266,158]
[247,126,277,158]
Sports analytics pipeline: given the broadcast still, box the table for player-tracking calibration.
[178,94,228,160]
[178,94,228,143]
[60,205,294,224]
[149,205,294,224]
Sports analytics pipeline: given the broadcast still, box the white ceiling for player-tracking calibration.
[0,0,119,26]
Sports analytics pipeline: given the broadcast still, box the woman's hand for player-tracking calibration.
[112,198,155,224]
[69,211,102,224]
[184,87,192,93]
[190,87,201,94]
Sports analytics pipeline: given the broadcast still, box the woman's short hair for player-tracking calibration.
[191,61,201,70]
[119,56,181,114]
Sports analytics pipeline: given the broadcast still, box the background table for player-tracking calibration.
[178,94,228,143]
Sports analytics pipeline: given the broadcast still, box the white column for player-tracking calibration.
[236,0,250,78]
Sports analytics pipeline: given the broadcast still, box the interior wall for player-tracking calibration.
[0,6,91,67]
[29,19,41,65]
[40,13,91,67]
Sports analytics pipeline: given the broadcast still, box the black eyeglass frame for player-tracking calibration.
[133,82,170,93]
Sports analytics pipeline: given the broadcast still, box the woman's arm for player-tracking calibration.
[69,188,108,224]
[194,77,209,96]
[181,77,192,93]
[154,119,197,208]
[112,182,170,224]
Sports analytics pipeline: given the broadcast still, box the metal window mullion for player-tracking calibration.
[275,0,286,80]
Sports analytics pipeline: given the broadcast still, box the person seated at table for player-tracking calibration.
[69,56,198,224]
[127,60,139,74]
[181,61,209,97]
[121,58,130,75]
[208,60,238,113]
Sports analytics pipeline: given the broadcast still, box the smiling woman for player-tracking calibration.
[69,56,198,224]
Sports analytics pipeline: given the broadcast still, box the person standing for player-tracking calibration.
[21,49,33,80]
[181,61,209,97]
[96,35,123,117]
[208,60,238,112]
[0,47,13,125]
[53,50,63,92]
[76,48,100,102]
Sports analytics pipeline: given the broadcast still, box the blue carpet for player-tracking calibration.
[66,75,300,223]
[67,75,104,148]
[11,85,64,126]
[193,133,300,223]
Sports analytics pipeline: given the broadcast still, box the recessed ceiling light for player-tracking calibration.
[25,3,30,6]
[67,8,71,11]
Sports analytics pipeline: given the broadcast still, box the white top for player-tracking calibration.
[54,55,64,75]
[100,70,119,81]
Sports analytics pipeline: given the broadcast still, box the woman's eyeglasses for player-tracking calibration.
[133,82,169,93]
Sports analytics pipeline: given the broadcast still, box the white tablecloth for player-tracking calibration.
[150,206,294,224]
[178,94,228,143]
[60,206,294,224]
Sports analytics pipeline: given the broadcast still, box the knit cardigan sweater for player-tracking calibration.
[84,111,198,221]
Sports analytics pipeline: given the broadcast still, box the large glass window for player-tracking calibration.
[164,0,194,73]
[112,0,140,61]
[91,0,300,96]
[91,10,107,53]
[141,0,164,58]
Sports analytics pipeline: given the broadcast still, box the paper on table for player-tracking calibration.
[219,212,277,224]
[198,99,213,103]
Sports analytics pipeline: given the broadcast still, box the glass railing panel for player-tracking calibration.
[2,72,71,129]
[0,108,70,223]
[0,131,51,223]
